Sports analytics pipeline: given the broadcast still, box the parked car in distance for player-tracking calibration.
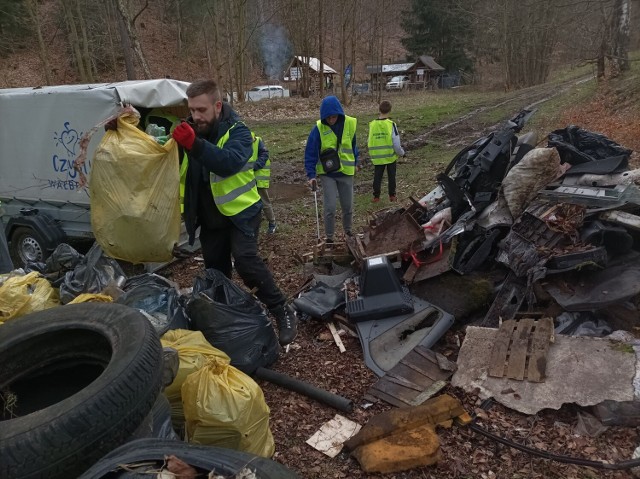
[385,75,410,91]
[245,85,289,101]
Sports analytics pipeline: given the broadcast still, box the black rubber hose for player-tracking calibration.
[255,367,354,413]
[469,398,640,470]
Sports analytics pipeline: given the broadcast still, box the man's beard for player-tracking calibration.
[194,112,219,136]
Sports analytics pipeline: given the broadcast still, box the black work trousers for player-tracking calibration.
[373,162,397,198]
[198,212,286,310]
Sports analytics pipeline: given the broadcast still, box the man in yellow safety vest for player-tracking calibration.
[171,79,297,345]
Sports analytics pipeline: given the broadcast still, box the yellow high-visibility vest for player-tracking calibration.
[368,118,398,165]
[209,123,261,216]
[316,115,357,176]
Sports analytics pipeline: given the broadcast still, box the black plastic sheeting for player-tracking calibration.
[59,243,126,304]
[548,125,632,166]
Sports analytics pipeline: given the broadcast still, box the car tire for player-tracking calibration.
[79,438,300,479]
[9,226,46,266]
[0,303,163,479]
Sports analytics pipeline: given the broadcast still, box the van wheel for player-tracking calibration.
[0,303,163,479]
[10,226,46,266]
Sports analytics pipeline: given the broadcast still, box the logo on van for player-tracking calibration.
[51,121,88,185]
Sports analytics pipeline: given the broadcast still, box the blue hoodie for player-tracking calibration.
[304,96,358,179]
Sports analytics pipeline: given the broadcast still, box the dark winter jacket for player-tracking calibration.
[184,102,262,244]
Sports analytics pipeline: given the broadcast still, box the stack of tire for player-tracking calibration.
[0,303,297,479]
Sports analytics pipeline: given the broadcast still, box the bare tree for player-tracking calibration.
[114,0,152,79]
[610,0,631,74]
[25,0,53,85]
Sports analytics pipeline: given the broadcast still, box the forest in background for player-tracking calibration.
[0,0,639,96]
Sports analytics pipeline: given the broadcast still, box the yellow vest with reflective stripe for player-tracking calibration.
[248,135,271,189]
[368,118,398,165]
[209,123,261,216]
[316,115,357,176]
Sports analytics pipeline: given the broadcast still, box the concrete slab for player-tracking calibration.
[452,326,637,415]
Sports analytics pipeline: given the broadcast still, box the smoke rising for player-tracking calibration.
[260,25,292,80]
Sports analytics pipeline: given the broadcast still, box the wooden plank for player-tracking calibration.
[488,320,518,378]
[407,380,448,406]
[368,383,414,408]
[327,322,346,353]
[398,357,438,382]
[526,318,554,382]
[366,345,457,407]
[383,373,424,392]
[506,318,535,380]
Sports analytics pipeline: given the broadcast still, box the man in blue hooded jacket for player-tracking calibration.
[304,96,359,243]
[172,79,297,346]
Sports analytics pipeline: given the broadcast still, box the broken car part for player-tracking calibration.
[354,296,454,377]
[293,281,346,321]
[542,255,640,311]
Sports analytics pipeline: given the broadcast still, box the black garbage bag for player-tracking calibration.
[547,125,632,166]
[59,242,126,304]
[117,273,188,335]
[186,268,279,375]
[25,243,85,286]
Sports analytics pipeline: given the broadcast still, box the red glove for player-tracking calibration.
[172,122,196,150]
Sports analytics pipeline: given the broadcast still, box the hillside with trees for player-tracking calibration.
[0,0,638,94]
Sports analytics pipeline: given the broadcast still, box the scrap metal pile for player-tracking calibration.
[348,111,640,330]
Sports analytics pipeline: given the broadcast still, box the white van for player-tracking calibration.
[245,85,289,101]
[0,79,190,265]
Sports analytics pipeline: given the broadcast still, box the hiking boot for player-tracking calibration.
[389,195,397,202]
[271,304,298,346]
[372,197,380,203]
[267,222,277,234]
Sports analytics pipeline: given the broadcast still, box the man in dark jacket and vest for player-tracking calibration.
[172,79,297,345]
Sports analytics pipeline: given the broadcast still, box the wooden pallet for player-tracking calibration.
[364,345,457,408]
[487,317,554,382]
[300,241,352,265]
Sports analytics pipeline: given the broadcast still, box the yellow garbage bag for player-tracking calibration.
[90,113,181,263]
[182,358,275,458]
[160,330,231,428]
[0,271,60,323]
[68,293,113,304]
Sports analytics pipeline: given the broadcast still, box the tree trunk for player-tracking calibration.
[611,0,631,75]
[114,0,152,79]
[74,0,94,82]
[25,0,53,85]
[61,0,88,82]
[116,3,136,80]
